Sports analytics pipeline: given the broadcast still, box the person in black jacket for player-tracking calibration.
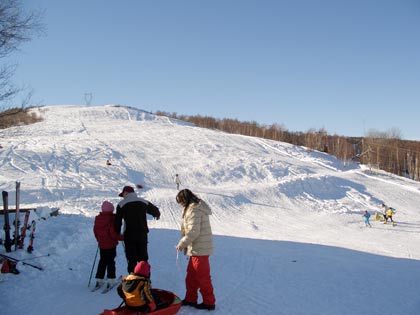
[115,186,161,273]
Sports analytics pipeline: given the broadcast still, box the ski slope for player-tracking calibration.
[0,105,419,315]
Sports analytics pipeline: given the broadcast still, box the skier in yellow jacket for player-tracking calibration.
[382,204,395,226]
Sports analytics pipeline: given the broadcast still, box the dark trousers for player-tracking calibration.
[124,237,148,273]
[95,247,116,279]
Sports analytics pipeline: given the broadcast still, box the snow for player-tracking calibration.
[1,104,420,315]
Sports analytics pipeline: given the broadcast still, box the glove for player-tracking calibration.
[148,302,156,312]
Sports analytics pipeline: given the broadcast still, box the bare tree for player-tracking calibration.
[386,127,402,140]
[0,0,43,106]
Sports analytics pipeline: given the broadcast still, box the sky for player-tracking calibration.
[1,105,420,315]
[8,0,420,140]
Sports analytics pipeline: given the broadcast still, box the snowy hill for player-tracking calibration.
[0,105,419,315]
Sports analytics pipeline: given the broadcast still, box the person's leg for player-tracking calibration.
[184,257,199,303]
[124,241,138,273]
[95,249,107,279]
[136,236,149,262]
[194,256,215,306]
[105,247,117,279]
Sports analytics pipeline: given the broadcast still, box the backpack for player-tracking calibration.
[118,274,152,308]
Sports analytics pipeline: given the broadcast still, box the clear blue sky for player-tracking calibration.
[12,0,420,140]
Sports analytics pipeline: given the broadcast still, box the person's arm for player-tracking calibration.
[93,217,99,240]
[146,202,161,220]
[117,282,126,300]
[177,208,201,250]
[110,216,120,242]
[144,280,156,311]
[114,205,123,234]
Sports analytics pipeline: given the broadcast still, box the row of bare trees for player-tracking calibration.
[156,111,420,181]
[0,0,43,110]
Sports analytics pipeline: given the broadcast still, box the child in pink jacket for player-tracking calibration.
[93,201,119,289]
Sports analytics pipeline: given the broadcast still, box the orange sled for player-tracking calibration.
[100,289,181,315]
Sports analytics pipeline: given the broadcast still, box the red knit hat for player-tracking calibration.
[134,261,150,276]
[101,201,114,213]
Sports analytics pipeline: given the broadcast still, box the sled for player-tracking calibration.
[100,288,181,315]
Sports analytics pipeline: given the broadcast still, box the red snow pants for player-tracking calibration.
[185,256,216,305]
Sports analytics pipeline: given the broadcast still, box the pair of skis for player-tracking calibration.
[2,191,12,252]
[3,182,20,252]
[91,275,122,294]
[2,182,36,253]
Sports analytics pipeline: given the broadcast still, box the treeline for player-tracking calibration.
[0,107,42,129]
[156,111,420,181]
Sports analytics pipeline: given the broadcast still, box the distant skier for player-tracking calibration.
[363,210,371,227]
[381,204,388,222]
[106,160,112,166]
[381,203,395,226]
[385,208,395,226]
[174,174,181,190]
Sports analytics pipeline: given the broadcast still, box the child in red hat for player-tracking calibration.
[117,261,156,312]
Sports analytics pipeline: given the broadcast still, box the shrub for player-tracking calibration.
[0,107,42,129]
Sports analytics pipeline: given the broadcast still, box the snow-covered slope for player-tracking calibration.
[1,105,419,315]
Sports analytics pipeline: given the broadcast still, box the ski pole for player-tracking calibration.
[0,253,43,271]
[20,260,43,270]
[88,246,99,287]
[21,253,50,261]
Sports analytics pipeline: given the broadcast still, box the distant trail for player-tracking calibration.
[123,107,132,121]
[354,169,420,196]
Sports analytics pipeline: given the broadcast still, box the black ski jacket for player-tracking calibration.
[114,193,160,241]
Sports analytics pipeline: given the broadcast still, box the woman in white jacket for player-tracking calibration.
[175,189,216,311]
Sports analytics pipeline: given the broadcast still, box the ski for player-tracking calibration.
[101,275,122,294]
[14,181,21,251]
[91,282,105,292]
[27,220,36,253]
[18,212,30,249]
[2,191,12,252]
